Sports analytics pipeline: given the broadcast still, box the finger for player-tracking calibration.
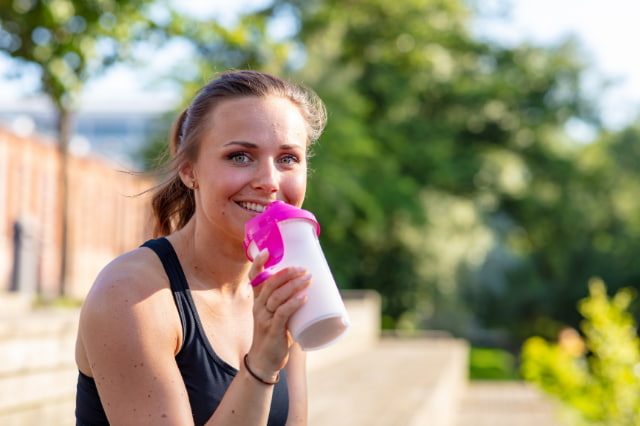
[253,267,307,312]
[250,270,273,287]
[258,267,306,298]
[248,249,270,281]
[270,291,308,329]
[265,273,311,314]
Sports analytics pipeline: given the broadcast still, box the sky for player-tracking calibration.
[473,0,640,130]
[1,0,639,130]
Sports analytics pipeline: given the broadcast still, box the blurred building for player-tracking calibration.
[0,94,174,168]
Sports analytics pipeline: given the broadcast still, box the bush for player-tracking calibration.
[521,278,640,425]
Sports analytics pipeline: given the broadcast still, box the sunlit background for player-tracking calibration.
[4,0,640,128]
[2,0,640,424]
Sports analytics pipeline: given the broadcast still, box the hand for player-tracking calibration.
[247,250,310,378]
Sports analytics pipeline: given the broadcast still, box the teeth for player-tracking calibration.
[241,202,266,213]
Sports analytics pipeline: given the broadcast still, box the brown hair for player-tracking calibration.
[150,70,327,237]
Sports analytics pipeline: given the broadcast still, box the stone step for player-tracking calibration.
[0,293,32,318]
[453,381,562,426]
[0,309,79,426]
[308,337,468,426]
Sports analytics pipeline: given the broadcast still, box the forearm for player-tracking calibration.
[205,366,277,426]
[285,345,308,426]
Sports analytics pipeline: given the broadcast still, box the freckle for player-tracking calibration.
[161,414,168,418]
[140,362,144,367]
[232,410,236,414]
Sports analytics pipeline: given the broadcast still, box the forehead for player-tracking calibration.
[208,95,308,138]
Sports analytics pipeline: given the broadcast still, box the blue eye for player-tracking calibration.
[279,154,299,165]
[228,152,250,163]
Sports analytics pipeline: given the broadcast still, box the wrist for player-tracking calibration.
[243,354,280,385]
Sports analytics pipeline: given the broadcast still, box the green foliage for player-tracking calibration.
[135,0,640,348]
[7,0,640,343]
[278,0,608,335]
[0,0,170,111]
[521,279,640,425]
[136,6,295,167]
[469,346,520,380]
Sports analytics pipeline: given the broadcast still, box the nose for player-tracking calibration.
[252,161,279,193]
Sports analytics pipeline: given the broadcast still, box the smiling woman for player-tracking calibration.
[151,71,326,237]
[74,70,327,426]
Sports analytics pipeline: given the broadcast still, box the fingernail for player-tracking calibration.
[299,273,312,282]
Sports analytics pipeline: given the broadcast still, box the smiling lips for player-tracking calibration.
[239,201,268,213]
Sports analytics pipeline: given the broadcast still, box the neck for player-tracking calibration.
[168,220,251,295]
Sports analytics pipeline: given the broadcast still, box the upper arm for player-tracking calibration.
[285,343,308,426]
[78,253,192,425]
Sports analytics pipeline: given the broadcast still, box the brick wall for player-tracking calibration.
[0,128,154,300]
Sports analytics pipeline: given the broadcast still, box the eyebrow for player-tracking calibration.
[223,141,304,150]
[224,141,258,148]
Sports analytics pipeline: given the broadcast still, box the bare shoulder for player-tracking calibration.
[77,245,181,371]
[76,246,193,423]
[79,246,171,321]
[84,246,167,305]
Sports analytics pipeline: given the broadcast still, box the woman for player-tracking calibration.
[75,70,327,425]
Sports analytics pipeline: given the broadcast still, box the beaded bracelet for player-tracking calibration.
[243,354,280,385]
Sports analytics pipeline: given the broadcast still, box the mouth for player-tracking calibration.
[237,201,267,213]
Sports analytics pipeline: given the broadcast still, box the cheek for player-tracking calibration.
[197,170,244,207]
[284,172,307,206]
[213,168,247,192]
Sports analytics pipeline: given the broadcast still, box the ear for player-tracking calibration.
[178,162,198,189]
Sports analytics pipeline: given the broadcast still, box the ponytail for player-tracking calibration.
[149,109,195,237]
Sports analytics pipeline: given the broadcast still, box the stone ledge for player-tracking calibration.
[307,290,381,372]
[0,367,77,412]
[308,337,469,426]
[0,308,79,421]
[0,397,75,426]
[0,309,79,338]
[0,293,33,318]
[453,381,562,426]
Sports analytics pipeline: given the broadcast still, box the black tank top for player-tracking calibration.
[75,237,289,425]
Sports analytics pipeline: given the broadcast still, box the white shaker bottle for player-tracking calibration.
[244,201,351,351]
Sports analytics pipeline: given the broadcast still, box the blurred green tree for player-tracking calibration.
[138,8,294,170]
[137,0,640,346]
[271,0,604,336]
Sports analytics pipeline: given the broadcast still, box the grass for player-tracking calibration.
[468,346,521,380]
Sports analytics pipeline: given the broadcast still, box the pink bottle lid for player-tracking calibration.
[243,201,320,273]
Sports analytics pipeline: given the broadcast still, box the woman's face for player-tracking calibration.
[182,95,309,241]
